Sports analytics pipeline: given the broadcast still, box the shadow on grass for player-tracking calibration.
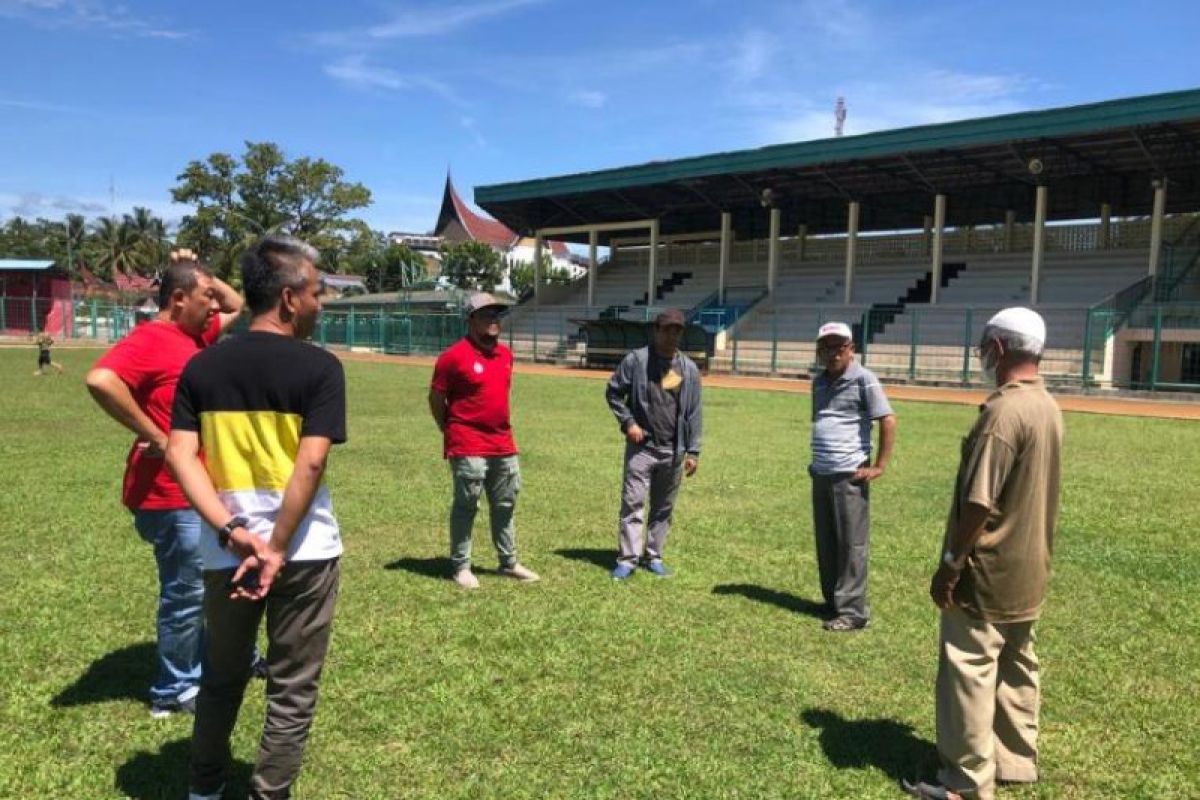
[384,556,453,580]
[116,738,252,800]
[51,641,154,708]
[554,548,614,571]
[711,584,829,619]
[801,708,938,783]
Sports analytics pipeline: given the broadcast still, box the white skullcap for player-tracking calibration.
[985,307,1046,346]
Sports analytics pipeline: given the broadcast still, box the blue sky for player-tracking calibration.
[1,0,1198,234]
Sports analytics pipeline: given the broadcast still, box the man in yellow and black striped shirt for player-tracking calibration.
[167,235,345,800]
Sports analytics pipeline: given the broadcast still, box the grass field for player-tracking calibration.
[1,346,1198,799]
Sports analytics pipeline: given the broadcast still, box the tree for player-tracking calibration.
[440,241,503,291]
[126,206,172,269]
[507,253,574,297]
[91,216,148,279]
[171,141,372,278]
[362,243,427,293]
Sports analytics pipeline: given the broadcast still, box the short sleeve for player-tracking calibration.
[200,314,222,346]
[862,376,894,420]
[171,363,201,432]
[301,356,347,443]
[960,431,1017,510]
[431,350,454,394]
[95,333,150,392]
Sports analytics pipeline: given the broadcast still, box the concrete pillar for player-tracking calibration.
[1099,203,1112,249]
[1031,185,1048,304]
[930,195,946,304]
[797,223,808,262]
[923,215,933,256]
[718,211,731,304]
[533,234,543,305]
[767,207,781,294]
[844,201,860,305]
[1148,180,1167,276]
[1004,210,1016,252]
[647,219,659,306]
[587,229,598,308]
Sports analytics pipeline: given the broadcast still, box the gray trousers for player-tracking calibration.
[191,558,340,800]
[450,455,521,571]
[810,472,870,621]
[617,443,684,566]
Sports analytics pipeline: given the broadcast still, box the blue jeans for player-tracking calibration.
[133,508,205,704]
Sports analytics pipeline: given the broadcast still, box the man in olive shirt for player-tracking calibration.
[904,308,1063,800]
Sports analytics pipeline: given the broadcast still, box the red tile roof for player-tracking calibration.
[438,175,517,249]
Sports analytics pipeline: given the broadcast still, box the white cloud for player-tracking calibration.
[460,116,488,148]
[0,0,190,39]
[324,55,407,91]
[313,0,547,46]
[568,90,607,109]
[324,55,464,105]
[729,29,775,83]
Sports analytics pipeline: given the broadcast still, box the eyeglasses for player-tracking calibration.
[816,341,851,355]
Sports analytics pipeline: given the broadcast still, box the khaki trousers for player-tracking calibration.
[936,606,1040,800]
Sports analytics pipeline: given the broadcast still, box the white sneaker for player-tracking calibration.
[499,563,540,583]
[453,568,480,589]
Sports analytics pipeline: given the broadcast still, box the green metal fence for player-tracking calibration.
[8,294,1200,394]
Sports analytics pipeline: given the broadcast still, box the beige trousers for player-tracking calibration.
[935,606,1040,800]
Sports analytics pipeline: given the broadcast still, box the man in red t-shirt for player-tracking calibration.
[86,250,244,717]
[429,293,539,590]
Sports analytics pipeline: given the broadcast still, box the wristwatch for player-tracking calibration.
[218,516,250,550]
[942,549,967,571]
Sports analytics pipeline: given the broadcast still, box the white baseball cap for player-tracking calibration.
[985,307,1046,346]
[816,321,853,341]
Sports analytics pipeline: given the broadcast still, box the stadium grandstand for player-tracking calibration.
[474,88,1200,391]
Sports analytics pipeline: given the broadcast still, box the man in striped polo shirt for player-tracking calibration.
[167,235,346,800]
[809,321,896,632]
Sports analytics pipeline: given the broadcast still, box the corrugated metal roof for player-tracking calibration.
[0,259,56,271]
[477,87,1200,203]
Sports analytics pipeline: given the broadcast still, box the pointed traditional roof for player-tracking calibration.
[436,174,518,249]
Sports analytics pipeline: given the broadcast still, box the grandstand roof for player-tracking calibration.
[475,88,1200,243]
[0,259,56,271]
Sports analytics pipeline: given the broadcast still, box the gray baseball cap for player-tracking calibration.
[464,292,509,316]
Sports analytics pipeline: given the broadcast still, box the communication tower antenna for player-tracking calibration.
[834,97,847,137]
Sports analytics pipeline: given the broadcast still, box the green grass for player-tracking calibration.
[1,346,1198,799]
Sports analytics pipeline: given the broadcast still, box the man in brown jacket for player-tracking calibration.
[904,307,1063,800]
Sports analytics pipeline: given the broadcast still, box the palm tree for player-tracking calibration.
[92,216,147,280]
[126,207,172,272]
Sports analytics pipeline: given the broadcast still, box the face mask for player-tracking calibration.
[981,348,1000,385]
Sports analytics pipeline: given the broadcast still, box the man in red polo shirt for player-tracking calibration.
[429,292,540,590]
[86,250,245,717]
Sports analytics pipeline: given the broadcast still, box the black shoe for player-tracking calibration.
[150,692,197,718]
[822,615,869,632]
[251,654,269,680]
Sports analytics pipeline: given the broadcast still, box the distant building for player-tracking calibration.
[431,174,580,292]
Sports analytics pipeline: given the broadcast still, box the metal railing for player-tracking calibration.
[10,292,1199,394]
